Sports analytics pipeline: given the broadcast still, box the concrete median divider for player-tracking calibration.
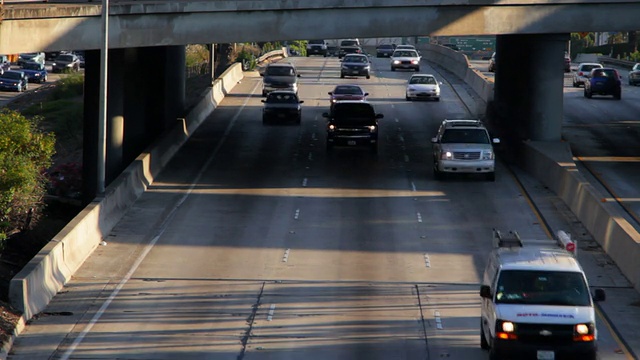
[417,43,640,291]
[9,62,245,323]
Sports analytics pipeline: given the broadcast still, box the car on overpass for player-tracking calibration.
[52,53,81,73]
[573,62,603,87]
[584,67,621,100]
[261,90,303,125]
[628,63,640,86]
[17,52,45,67]
[405,73,441,101]
[390,49,421,72]
[340,54,371,79]
[21,61,48,83]
[324,100,383,152]
[431,119,499,181]
[0,70,28,92]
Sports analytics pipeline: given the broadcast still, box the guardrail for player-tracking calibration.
[598,56,637,69]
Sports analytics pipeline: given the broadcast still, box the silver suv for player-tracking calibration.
[431,119,499,181]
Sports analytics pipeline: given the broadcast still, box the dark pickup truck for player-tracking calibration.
[323,100,383,152]
[338,39,362,59]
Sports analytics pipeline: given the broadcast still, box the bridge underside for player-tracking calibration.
[1,1,639,53]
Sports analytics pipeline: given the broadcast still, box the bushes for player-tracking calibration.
[0,110,56,244]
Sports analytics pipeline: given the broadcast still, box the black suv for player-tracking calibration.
[323,101,383,152]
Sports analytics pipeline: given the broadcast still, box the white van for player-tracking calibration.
[480,229,605,360]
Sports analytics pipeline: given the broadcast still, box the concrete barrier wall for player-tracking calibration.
[415,43,640,291]
[521,142,640,292]
[9,62,245,321]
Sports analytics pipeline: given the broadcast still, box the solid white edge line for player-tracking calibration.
[59,79,262,360]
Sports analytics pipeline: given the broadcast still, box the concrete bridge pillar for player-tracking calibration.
[82,45,187,204]
[491,33,569,143]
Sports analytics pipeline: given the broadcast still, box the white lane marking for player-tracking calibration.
[404,154,410,163]
[294,209,300,220]
[395,118,399,123]
[399,135,405,143]
[424,253,431,268]
[282,248,290,262]
[302,178,308,187]
[267,304,276,321]
[59,79,263,360]
[308,152,313,161]
[416,212,423,223]
[434,310,443,329]
[411,182,417,192]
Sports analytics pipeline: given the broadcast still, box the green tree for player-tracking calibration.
[0,110,56,244]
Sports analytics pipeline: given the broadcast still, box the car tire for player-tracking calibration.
[370,144,378,153]
[262,90,267,97]
[480,320,490,350]
[434,97,440,102]
[486,172,495,182]
[406,95,411,101]
[366,75,370,79]
[340,73,345,79]
[391,67,395,72]
[572,80,578,88]
[415,67,420,72]
[586,89,592,98]
[326,142,333,152]
[296,115,301,124]
[614,91,621,100]
[583,89,588,98]
[262,116,269,125]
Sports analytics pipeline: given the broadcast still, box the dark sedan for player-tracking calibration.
[261,91,304,125]
[376,44,395,58]
[328,85,368,112]
[0,70,28,92]
[52,53,81,73]
[21,61,48,83]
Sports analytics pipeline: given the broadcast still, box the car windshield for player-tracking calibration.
[21,53,37,59]
[2,72,22,80]
[308,40,324,45]
[334,86,364,95]
[410,76,436,85]
[344,56,367,63]
[394,51,418,57]
[341,40,358,47]
[378,45,393,49]
[57,55,75,62]
[495,270,591,306]
[397,45,414,49]
[266,66,295,76]
[266,93,298,103]
[23,63,43,70]
[333,104,375,123]
[440,129,490,144]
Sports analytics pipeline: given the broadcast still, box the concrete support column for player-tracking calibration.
[209,44,216,86]
[123,48,147,163]
[491,34,569,142]
[163,45,186,126]
[82,49,100,205]
[106,49,125,184]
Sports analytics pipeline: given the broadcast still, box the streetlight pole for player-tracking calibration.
[97,0,109,194]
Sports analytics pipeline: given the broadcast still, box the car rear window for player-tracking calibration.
[341,40,358,47]
[334,86,363,95]
[378,45,393,49]
[581,64,601,72]
[592,69,617,78]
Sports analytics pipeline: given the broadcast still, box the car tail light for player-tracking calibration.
[578,71,583,76]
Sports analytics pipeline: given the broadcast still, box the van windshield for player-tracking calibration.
[496,270,591,306]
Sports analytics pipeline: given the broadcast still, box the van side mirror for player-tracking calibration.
[431,137,438,143]
[593,288,606,302]
[480,285,492,299]
[492,138,501,144]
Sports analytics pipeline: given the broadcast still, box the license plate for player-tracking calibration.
[352,71,359,74]
[347,140,356,146]
[537,350,554,360]
[277,114,285,118]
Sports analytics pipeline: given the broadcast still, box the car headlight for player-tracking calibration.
[328,124,336,132]
[291,83,298,90]
[368,125,377,133]
[482,151,494,160]
[364,65,370,70]
[393,60,401,64]
[574,323,595,342]
[411,60,419,64]
[440,151,453,160]
[496,320,517,340]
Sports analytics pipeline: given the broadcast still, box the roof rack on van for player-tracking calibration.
[492,228,577,256]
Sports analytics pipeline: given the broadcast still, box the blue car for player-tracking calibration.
[0,70,28,92]
[21,61,48,84]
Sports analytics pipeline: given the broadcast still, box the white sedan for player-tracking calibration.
[390,50,421,71]
[406,74,441,101]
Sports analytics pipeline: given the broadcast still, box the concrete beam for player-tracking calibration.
[1,2,640,53]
